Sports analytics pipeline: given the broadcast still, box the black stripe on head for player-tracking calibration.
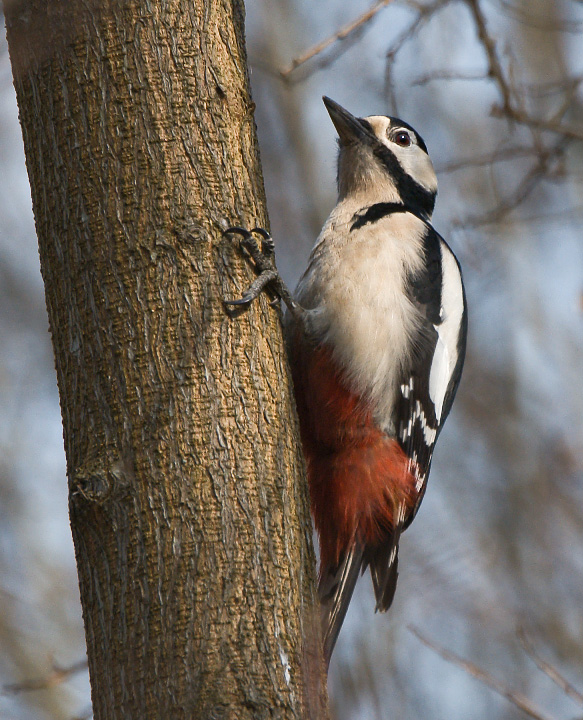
[372,143,436,219]
[359,117,435,218]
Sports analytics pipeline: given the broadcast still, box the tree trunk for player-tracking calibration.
[2,0,329,717]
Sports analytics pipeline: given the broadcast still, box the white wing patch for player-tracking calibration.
[406,448,425,491]
[429,242,465,422]
[429,333,451,423]
[400,398,437,446]
[400,377,413,399]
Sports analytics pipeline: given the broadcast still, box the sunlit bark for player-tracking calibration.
[2,0,328,717]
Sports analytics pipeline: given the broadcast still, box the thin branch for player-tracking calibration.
[412,69,487,86]
[518,628,583,708]
[3,658,88,695]
[463,0,583,143]
[453,137,568,227]
[489,203,583,226]
[521,75,583,99]
[384,0,451,112]
[464,0,514,115]
[409,626,558,720]
[491,105,583,141]
[437,145,540,173]
[279,0,395,80]
[279,25,369,84]
[414,69,583,94]
[494,0,583,34]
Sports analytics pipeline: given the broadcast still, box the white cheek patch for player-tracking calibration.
[429,242,465,422]
[395,147,437,194]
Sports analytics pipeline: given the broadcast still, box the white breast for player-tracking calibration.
[295,200,427,425]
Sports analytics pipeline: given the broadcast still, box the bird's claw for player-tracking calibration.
[225,227,275,274]
[224,225,305,325]
[224,226,279,305]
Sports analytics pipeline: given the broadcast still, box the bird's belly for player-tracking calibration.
[289,335,418,567]
[301,232,423,424]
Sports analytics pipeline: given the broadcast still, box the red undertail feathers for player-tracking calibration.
[288,330,419,663]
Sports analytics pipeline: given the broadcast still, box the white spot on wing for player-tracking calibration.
[400,401,437,446]
[406,450,426,491]
[429,241,464,422]
[389,545,397,565]
[400,377,414,399]
[429,331,451,423]
[396,503,406,524]
[416,400,437,445]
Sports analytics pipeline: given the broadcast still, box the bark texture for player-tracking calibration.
[3,0,328,717]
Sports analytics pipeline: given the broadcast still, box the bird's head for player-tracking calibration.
[323,96,437,219]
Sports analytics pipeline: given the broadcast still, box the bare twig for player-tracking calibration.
[492,105,583,142]
[279,26,369,84]
[464,0,514,116]
[410,626,558,720]
[463,0,583,145]
[384,0,451,111]
[411,69,582,94]
[518,628,583,708]
[279,0,395,80]
[495,0,583,34]
[452,137,568,227]
[437,145,540,173]
[3,658,88,695]
[473,203,583,228]
[515,76,583,99]
[412,69,487,86]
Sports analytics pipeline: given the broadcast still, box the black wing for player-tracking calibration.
[396,225,467,527]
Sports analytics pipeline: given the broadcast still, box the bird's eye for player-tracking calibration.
[394,130,411,147]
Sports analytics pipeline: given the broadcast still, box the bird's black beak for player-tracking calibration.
[323,96,371,145]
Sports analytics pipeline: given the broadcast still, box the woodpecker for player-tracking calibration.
[226,96,467,667]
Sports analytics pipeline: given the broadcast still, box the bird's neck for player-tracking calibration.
[338,189,432,223]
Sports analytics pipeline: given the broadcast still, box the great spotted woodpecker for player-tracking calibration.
[226,97,467,667]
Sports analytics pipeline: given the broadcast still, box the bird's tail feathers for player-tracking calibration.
[367,533,400,612]
[318,540,365,668]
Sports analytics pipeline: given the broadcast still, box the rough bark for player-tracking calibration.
[3,0,328,717]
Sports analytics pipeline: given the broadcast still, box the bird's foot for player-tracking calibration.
[224,226,304,325]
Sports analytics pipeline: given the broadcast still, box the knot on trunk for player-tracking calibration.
[70,458,131,505]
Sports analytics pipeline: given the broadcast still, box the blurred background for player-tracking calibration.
[1,0,583,718]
